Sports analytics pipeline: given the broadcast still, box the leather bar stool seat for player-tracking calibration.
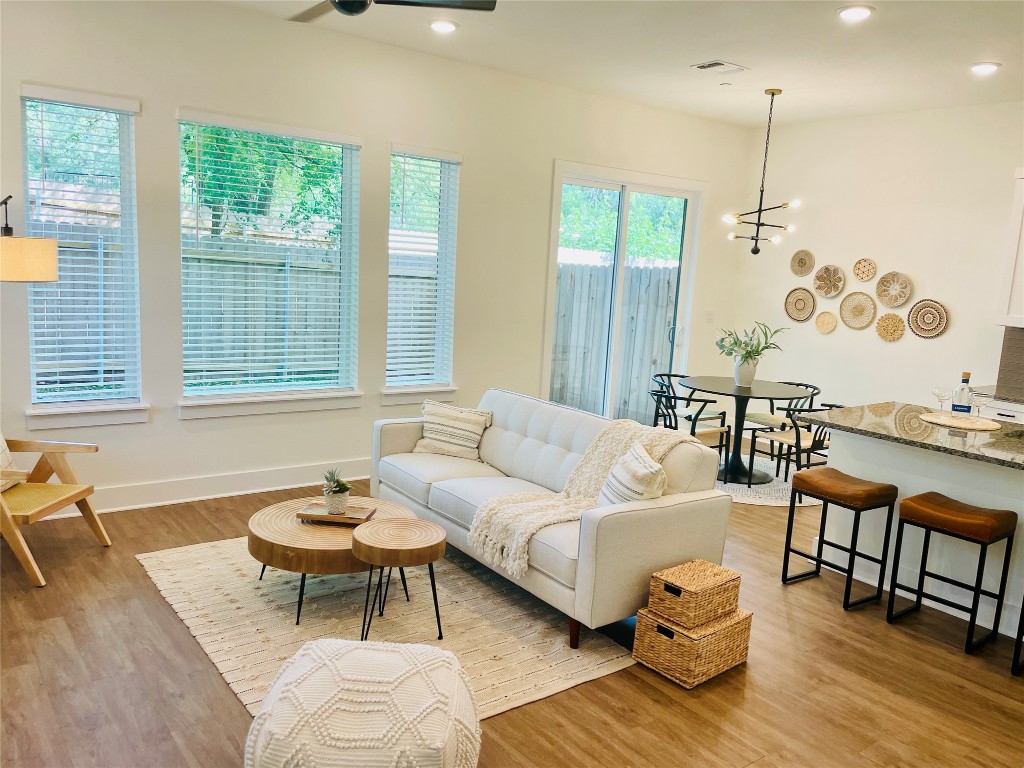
[782,467,898,611]
[792,467,898,511]
[899,492,1017,543]
[887,492,1017,654]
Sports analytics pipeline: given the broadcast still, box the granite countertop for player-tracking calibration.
[798,402,1024,471]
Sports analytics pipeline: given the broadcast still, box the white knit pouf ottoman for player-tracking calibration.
[245,639,481,768]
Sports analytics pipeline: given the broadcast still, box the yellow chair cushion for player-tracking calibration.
[2,482,92,524]
[746,412,789,429]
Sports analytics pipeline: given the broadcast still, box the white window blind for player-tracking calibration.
[23,98,142,404]
[386,152,460,387]
[179,120,359,396]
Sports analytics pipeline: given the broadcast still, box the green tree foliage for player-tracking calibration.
[558,184,687,264]
[24,100,121,191]
[179,123,345,238]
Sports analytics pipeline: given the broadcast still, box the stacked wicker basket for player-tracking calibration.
[633,559,752,689]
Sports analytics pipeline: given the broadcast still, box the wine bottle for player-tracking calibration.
[951,371,973,415]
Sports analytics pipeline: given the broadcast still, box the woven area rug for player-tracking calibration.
[716,457,817,507]
[137,538,634,719]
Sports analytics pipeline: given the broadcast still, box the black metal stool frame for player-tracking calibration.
[782,487,895,611]
[886,519,1014,654]
[1013,597,1023,675]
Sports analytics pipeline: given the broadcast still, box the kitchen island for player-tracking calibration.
[799,403,1023,636]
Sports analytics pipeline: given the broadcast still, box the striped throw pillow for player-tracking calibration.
[596,442,667,507]
[413,400,493,462]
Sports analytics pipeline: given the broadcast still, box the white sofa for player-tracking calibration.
[371,389,732,647]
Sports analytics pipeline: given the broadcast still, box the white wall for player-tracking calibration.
[731,100,1024,407]
[0,1,751,511]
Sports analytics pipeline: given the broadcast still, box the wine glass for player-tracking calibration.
[930,387,953,412]
[971,391,994,418]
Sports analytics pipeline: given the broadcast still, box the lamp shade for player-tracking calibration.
[0,236,58,282]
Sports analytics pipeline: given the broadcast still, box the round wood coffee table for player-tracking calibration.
[247,496,414,624]
[352,518,447,641]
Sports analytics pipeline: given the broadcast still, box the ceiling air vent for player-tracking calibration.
[691,60,749,75]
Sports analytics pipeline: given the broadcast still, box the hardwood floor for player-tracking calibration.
[2,481,1021,767]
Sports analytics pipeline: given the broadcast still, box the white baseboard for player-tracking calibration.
[814,539,1021,639]
[47,457,371,517]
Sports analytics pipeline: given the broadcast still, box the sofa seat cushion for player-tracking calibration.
[429,477,580,588]
[429,477,549,528]
[377,453,505,506]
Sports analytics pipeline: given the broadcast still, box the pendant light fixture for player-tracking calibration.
[722,89,800,255]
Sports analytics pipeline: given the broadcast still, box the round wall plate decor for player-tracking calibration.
[853,258,876,281]
[814,265,845,297]
[815,312,837,334]
[876,312,905,342]
[840,291,876,329]
[876,271,913,307]
[785,287,816,322]
[791,250,815,276]
[908,299,948,338]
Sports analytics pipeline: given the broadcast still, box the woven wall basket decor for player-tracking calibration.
[814,265,845,297]
[785,288,816,322]
[852,258,876,281]
[876,312,905,342]
[791,250,815,276]
[908,299,948,338]
[840,291,876,329]
[876,271,913,308]
[815,312,837,334]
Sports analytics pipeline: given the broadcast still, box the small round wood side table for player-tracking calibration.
[247,496,414,625]
[352,518,447,642]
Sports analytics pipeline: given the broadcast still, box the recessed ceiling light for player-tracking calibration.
[837,5,874,22]
[971,62,1002,76]
[431,20,458,34]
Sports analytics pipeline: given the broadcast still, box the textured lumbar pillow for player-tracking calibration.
[414,400,493,461]
[597,441,668,507]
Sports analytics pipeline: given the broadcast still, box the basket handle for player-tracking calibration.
[656,624,675,640]
[663,583,682,597]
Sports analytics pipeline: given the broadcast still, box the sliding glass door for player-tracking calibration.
[549,180,690,424]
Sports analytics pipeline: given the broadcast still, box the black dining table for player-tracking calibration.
[677,376,812,485]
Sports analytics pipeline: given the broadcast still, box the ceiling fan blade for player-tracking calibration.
[373,0,497,10]
[288,1,335,23]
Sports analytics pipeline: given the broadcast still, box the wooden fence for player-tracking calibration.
[549,262,679,424]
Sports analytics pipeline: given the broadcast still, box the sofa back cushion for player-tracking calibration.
[476,389,719,496]
[477,390,607,493]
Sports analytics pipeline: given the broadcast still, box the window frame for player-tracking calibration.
[176,110,362,404]
[382,144,462,400]
[21,87,145,415]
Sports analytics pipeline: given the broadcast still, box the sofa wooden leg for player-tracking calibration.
[569,617,581,649]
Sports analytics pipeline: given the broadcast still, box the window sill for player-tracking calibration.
[25,401,151,431]
[380,386,457,406]
[178,389,364,420]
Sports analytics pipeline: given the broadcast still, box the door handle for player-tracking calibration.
[668,325,676,344]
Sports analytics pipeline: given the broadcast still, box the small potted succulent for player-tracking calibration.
[716,322,786,387]
[322,468,352,515]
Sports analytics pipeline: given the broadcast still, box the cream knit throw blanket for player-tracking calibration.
[467,420,695,579]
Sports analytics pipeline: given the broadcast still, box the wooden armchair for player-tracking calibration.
[1,438,111,587]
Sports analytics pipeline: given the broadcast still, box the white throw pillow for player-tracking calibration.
[414,400,493,462]
[597,441,667,507]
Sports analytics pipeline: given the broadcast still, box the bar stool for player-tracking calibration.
[886,492,1016,654]
[783,467,898,610]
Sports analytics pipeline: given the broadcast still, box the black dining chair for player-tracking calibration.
[747,406,832,487]
[742,382,821,462]
[651,374,726,430]
[650,390,731,459]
